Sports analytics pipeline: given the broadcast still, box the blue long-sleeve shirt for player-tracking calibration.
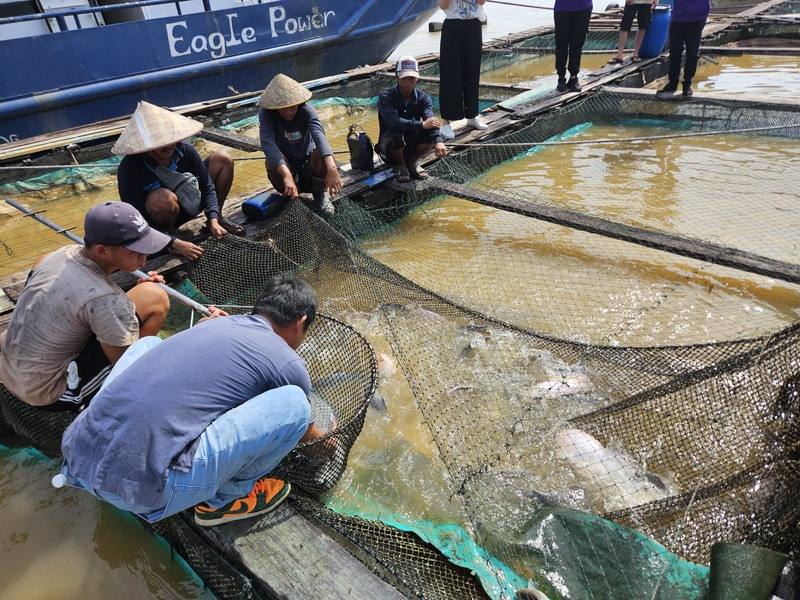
[671,0,710,22]
[259,104,333,168]
[378,85,443,144]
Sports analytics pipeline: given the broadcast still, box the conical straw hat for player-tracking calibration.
[112,101,204,155]
[259,74,313,110]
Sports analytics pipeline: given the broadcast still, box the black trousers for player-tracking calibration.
[439,18,482,121]
[667,20,706,85]
[554,8,592,78]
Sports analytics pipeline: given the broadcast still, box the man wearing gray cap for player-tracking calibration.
[0,202,171,412]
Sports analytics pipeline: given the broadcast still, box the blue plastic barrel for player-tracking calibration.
[639,5,671,59]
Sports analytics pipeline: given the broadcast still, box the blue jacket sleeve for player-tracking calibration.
[420,93,444,144]
[303,105,334,158]
[378,90,423,133]
[259,109,287,168]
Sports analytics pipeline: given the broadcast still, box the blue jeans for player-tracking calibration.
[65,336,311,522]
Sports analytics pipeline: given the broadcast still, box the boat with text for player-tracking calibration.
[0,0,437,142]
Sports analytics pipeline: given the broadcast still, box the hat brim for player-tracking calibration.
[396,70,420,79]
[124,228,172,255]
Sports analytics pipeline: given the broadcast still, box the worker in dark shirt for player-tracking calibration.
[258,74,342,218]
[114,102,241,260]
[657,0,710,97]
[377,56,447,183]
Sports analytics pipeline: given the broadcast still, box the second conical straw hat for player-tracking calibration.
[112,101,204,155]
[259,74,313,110]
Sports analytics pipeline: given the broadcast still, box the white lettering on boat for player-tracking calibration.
[0,134,19,144]
[269,6,335,38]
[166,12,256,59]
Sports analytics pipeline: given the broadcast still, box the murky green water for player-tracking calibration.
[693,54,800,99]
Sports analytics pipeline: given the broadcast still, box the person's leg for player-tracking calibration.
[43,335,112,412]
[616,4,636,61]
[553,10,570,85]
[682,19,705,93]
[667,21,685,86]
[204,151,234,209]
[463,18,483,120]
[632,4,651,58]
[439,19,466,122]
[144,187,180,232]
[157,385,311,520]
[265,159,298,195]
[567,9,592,81]
[100,336,164,391]
[204,152,243,234]
[127,282,170,337]
[305,150,335,216]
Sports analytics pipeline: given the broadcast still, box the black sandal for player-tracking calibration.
[219,218,245,236]
[396,167,412,183]
[607,57,624,65]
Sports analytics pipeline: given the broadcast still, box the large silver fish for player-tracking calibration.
[555,428,673,512]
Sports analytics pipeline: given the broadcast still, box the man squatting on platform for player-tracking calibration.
[377,56,448,184]
[59,275,334,527]
[0,202,170,412]
[115,101,242,261]
[259,74,343,218]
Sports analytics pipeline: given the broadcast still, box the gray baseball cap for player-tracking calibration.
[84,201,171,255]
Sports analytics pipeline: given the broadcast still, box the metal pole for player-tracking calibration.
[4,198,212,316]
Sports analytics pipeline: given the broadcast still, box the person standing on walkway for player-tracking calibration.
[438,0,488,140]
[553,0,593,93]
[657,0,710,98]
[609,0,659,65]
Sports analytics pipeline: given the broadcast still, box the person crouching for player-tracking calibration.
[258,74,343,218]
[377,56,447,184]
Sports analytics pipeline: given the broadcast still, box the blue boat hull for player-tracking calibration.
[0,0,437,143]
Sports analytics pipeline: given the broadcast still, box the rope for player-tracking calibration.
[0,151,351,171]
[2,126,797,171]
[444,123,800,148]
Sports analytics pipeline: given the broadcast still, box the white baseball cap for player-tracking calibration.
[395,55,420,79]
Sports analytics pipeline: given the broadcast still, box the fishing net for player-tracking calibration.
[179,87,800,598]
[2,83,800,599]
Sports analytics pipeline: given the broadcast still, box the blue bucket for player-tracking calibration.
[639,5,671,59]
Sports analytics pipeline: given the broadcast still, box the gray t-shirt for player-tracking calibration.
[61,314,312,507]
[0,245,138,406]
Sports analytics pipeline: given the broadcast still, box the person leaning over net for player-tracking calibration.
[114,102,242,261]
[377,56,448,183]
[553,0,593,93]
[656,0,710,98]
[58,275,334,527]
[438,0,489,140]
[0,202,171,413]
[609,0,658,65]
[258,74,343,219]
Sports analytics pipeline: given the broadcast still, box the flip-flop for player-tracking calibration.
[410,166,429,180]
[219,218,245,236]
[631,56,642,63]
[607,57,624,65]
[396,167,411,183]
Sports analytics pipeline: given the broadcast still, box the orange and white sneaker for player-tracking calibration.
[194,478,290,527]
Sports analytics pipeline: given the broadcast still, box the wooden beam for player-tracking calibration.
[602,85,800,109]
[700,45,800,55]
[197,126,261,153]
[423,177,800,284]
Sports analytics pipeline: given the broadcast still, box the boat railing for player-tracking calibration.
[0,0,266,31]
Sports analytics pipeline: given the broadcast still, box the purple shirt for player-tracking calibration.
[554,0,592,11]
[671,0,710,22]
